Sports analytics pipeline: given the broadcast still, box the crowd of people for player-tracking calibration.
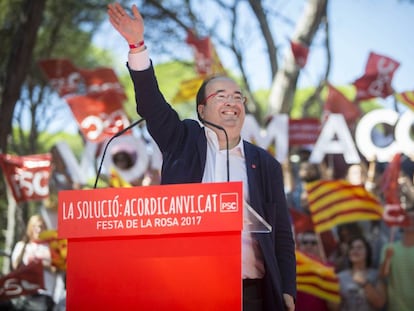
[288,151,414,311]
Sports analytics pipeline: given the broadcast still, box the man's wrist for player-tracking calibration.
[129,45,146,54]
[129,40,145,49]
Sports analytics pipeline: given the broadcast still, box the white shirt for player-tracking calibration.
[202,127,264,279]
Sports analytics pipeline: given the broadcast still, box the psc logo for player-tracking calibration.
[220,193,239,213]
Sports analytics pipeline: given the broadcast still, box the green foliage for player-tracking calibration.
[34,0,117,69]
[120,60,199,120]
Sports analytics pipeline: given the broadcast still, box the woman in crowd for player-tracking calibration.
[337,235,386,311]
[11,214,58,311]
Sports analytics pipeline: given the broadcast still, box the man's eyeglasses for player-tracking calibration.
[201,92,246,106]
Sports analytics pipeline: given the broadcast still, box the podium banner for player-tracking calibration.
[58,182,243,310]
[58,181,242,238]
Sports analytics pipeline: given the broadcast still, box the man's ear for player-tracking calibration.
[197,104,204,118]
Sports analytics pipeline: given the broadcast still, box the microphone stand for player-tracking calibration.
[93,119,145,188]
[200,118,230,182]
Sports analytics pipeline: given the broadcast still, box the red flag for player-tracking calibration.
[79,67,126,99]
[65,90,130,143]
[324,84,361,125]
[380,153,401,204]
[38,58,81,97]
[186,30,225,75]
[0,154,51,203]
[383,204,411,227]
[0,261,44,301]
[290,40,309,68]
[289,118,321,146]
[290,208,314,233]
[353,52,400,100]
[305,180,383,233]
[38,58,126,98]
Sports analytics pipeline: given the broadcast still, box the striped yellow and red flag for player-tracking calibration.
[172,76,204,103]
[395,91,414,111]
[305,180,383,232]
[109,167,132,188]
[296,250,340,303]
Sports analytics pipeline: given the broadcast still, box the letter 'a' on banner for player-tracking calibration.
[244,201,272,233]
[58,182,243,310]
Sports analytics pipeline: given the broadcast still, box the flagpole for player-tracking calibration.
[316,232,327,263]
[382,226,398,276]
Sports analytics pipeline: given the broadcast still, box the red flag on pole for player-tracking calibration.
[324,84,361,125]
[38,58,81,97]
[0,261,44,301]
[383,204,411,227]
[290,40,309,68]
[380,153,401,204]
[353,52,400,100]
[65,90,130,143]
[186,30,225,76]
[0,154,52,203]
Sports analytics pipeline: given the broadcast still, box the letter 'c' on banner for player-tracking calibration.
[355,109,413,162]
[395,110,414,156]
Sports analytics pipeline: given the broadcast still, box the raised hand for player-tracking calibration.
[107,2,144,48]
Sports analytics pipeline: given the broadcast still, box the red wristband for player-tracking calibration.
[129,40,145,49]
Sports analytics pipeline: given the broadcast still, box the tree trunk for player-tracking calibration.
[268,0,328,115]
[0,0,46,153]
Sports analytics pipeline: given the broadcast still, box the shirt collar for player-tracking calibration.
[204,126,244,157]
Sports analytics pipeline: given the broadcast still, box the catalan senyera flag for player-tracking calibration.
[39,230,67,271]
[395,91,414,111]
[109,167,132,188]
[172,76,204,103]
[296,250,340,303]
[305,180,383,233]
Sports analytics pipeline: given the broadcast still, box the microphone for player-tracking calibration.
[93,119,145,188]
[200,118,230,182]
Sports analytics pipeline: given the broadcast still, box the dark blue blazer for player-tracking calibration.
[129,64,296,310]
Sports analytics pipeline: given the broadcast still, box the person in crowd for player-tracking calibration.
[329,222,363,272]
[345,162,388,268]
[295,230,337,311]
[380,207,414,311]
[338,236,386,311]
[107,3,296,310]
[11,214,58,311]
[296,230,322,259]
[345,162,368,186]
[295,230,339,311]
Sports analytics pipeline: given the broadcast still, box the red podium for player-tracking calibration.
[58,182,243,310]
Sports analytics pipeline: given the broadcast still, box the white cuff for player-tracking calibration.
[128,48,150,71]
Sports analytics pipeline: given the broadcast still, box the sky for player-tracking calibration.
[94,0,414,104]
[320,0,414,94]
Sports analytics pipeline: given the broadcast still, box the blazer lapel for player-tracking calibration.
[243,141,263,215]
